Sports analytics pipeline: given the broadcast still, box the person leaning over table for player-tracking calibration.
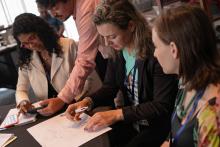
[36,1,64,37]
[65,0,178,146]
[13,13,102,115]
[152,5,220,147]
[34,0,109,116]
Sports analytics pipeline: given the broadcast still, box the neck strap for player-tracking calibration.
[176,90,196,119]
[172,88,205,144]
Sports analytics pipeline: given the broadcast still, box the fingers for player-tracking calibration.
[37,100,51,116]
[39,99,49,106]
[65,104,77,121]
[37,108,51,116]
[65,100,89,121]
[74,113,81,121]
[37,98,64,116]
[37,105,52,116]
[18,101,33,114]
[17,109,22,118]
[20,105,28,113]
[84,113,105,132]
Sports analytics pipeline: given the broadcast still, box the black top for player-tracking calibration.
[171,89,217,147]
[171,113,197,147]
[90,52,178,144]
[40,57,58,98]
[47,80,58,98]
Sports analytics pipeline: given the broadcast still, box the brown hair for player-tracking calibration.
[93,0,153,59]
[154,5,220,90]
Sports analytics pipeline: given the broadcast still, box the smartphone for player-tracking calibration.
[27,105,47,114]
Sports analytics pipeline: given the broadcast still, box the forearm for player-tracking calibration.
[59,10,100,103]
[58,57,96,103]
[16,90,29,106]
[114,109,124,121]
[122,101,171,122]
[16,69,30,105]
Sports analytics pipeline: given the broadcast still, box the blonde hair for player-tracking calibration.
[93,0,153,59]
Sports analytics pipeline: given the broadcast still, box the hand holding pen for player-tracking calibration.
[65,98,91,121]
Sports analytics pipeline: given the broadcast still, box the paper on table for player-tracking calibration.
[0,133,17,147]
[27,113,111,147]
[0,108,37,129]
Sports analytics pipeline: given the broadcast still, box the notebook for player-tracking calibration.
[0,133,17,147]
[0,108,37,129]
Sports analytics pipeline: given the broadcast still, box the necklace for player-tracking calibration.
[42,55,49,61]
[40,52,50,62]
[176,90,198,119]
[172,88,205,144]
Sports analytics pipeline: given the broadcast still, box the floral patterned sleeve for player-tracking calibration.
[197,97,220,147]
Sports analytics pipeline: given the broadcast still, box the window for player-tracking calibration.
[0,0,79,41]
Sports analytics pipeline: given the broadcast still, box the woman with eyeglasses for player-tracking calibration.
[65,0,178,146]
[13,13,102,116]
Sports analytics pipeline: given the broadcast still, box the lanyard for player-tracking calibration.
[131,63,137,99]
[172,89,205,144]
[124,62,137,100]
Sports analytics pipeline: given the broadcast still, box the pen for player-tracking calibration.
[75,106,88,113]
[4,124,16,129]
[0,127,6,131]
[59,107,88,117]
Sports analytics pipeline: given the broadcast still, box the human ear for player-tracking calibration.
[169,42,179,59]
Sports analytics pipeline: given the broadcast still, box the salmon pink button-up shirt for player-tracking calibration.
[58,0,100,103]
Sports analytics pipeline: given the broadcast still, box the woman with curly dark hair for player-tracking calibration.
[13,13,102,116]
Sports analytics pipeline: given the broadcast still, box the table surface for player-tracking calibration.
[0,104,42,147]
[0,104,110,147]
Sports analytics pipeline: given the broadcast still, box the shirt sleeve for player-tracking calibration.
[15,67,30,105]
[58,11,98,103]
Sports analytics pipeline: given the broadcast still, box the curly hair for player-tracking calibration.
[154,5,220,90]
[13,13,61,69]
[93,0,154,59]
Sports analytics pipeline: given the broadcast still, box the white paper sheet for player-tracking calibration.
[0,133,13,146]
[27,113,111,147]
[0,108,36,129]
[0,133,16,147]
